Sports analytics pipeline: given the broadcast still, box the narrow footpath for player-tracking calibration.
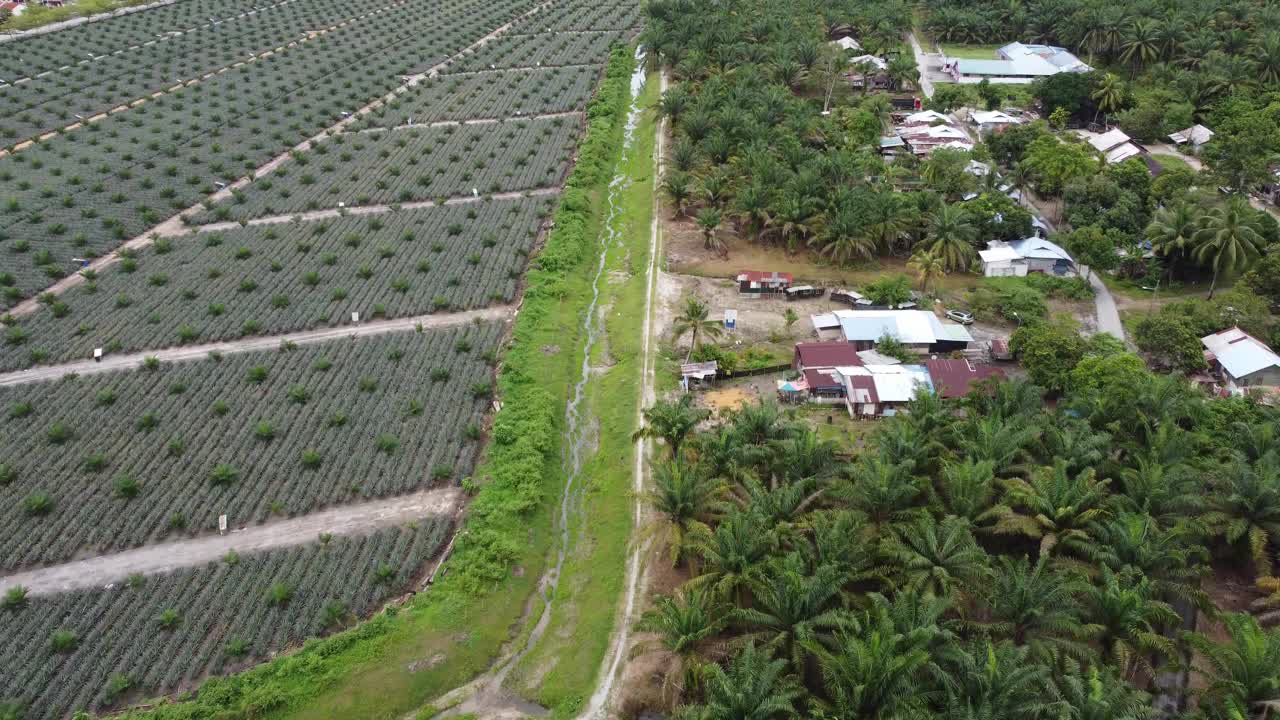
[0,305,512,387]
[0,486,463,596]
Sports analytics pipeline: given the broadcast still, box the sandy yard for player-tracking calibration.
[656,270,841,350]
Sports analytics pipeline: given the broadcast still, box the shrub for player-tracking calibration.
[2,586,27,611]
[375,434,398,454]
[225,638,249,657]
[8,401,32,419]
[0,464,14,486]
[210,464,239,487]
[157,608,181,630]
[301,449,322,469]
[114,476,141,499]
[266,582,293,607]
[246,366,269,383]
[46,422,72,444]
[23,492,54,516]
[255,421,276,441]
[50,629,77,653]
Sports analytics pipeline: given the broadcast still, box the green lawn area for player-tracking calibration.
[1101,273,1224,303]
[940,44,1003,60]
[1151,153,1196,174]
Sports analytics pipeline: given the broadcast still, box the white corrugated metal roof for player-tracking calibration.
[1105,142,1142,164]
[832,37,862,51]
[979,245,1021,263]
[1202,328,1280,379]
[1088,128,1130,153]
[1008,237,1073,263]
[971,110,1021,125]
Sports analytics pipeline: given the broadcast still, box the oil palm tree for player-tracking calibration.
[884,515,990,601]
[1052,663,1152,720]
[1201,455,1280,578]
[811,202,875,265]
[687,510,775,602]
[1086,512,1209,609]
[908,249,946,296]
[805,598,940,719]
[925,204,978,272]
[672,296,723,358]
[736,553,850,672]
[979,555,1094,663]
[1252,32,1280,88]
[940,641,1061,720]
[697,207,726,258]
[733,182,773,242]
[1081,567,1180,680]
[635,395,711,459]
[833,458,926,539]
[935,459,998,526]
[863,192,916,255]
[643,458,729,566]
[1146,202,1201,276]
[768,193,819,253]
[681,642,803,720]
[663,171,693,217]
[1193,196,1265,299]
[635,588,730,705]
[1184,612,1280,720]
[990,461,1112,557]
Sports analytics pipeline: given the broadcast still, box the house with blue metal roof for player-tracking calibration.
[944,42,1090,85]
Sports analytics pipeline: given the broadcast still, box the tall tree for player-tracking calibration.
[925,204,978,272]
[672,296,723,358]
[1193,197,1265,299]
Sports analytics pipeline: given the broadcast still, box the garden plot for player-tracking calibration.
[506,1,641,32]
[190,116,580,224]
[359,64,601,127]
[444,29,623,74]
[0,0,541,304]
[0,323,500,571]
[1,198,548,370]
[0,0,398,142]
[0,521,450,719]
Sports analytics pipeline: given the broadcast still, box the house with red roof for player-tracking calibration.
[737,270,793,294]
[924,359,1004,399]
[793,342,863,372]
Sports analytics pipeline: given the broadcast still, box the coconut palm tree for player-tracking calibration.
[672,296,723,358]
[681,642,803,720]
[1091,73,1126,126]
[925,204,978,272]
[642,458,728,566]
[884,515,990,601]
[1119,19,1161,71]
[908,249,946,296]
[1193,196,1265,299]
[635,588,730,705]
[1146,202,1201,279]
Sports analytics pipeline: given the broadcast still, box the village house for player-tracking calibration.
[979,237,1076,277]
[944,42,1090,84]
[1200,327,1280,398]
[809,309,973,353]
[924,359,1005,398]
[839,364,934,418]
[736,270,792,294]
[1168,124,1214,148]
[1087,128,1143,165]
[793,341,864,372]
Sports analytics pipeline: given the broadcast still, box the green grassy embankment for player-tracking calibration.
[506,67,660,717]
[119,45,639,720]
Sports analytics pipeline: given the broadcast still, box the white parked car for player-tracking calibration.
[946,309,975,325]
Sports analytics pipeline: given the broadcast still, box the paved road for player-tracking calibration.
[0,487,463,596]
[1087,269,1125,341]
[907,32,937,98]
[0,305,513,387]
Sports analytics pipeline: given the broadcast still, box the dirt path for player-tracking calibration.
[0,305,512,387]
[0,486,463,596]
[354,110,584,135]
[907,32,937,98]
[1086,270,1125,341]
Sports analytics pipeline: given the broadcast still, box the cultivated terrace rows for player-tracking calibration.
[0,521,451,718]
[0,0,636,715]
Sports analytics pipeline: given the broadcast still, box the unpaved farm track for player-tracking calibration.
[0,304,513,387]
[0,486,463,596]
